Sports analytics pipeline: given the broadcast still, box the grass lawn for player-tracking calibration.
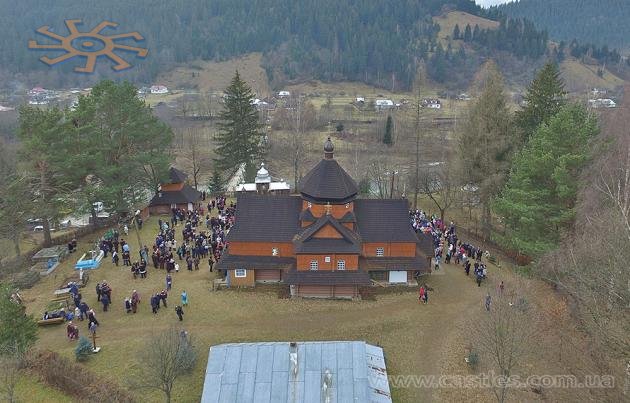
[19,216,578,402]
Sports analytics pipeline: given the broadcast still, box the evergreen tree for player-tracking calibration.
[214,71,264,181]
[494,104,597,256]
[383,115,393,145]
[75,336,94,361]
[515,62,567,143]
[464,24,472,42]
[458,61,515,240]
[0,176,33,257]
[453,24,461,40]
[18,106,76,246]
[208,168,224,194]
[70,80,173,215]
[473,24,480,41]
[0,283,37,354]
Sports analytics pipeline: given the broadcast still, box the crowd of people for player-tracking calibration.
[51,195,239,343]
[409,209,492,298]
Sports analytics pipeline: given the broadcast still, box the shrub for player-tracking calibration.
[466,350,479,368]
[359,287,376,301]
[277,285,290,299]
[26,350,134,402]
[75,336,93,362]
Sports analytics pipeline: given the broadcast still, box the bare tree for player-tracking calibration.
[132,328,197,403]
[275,97,316,190]
[419,163,458,221]
[180,128,211,190]
[469,289,539,403]
[367,159,396,199]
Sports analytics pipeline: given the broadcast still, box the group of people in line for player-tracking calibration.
[410,209,497,306]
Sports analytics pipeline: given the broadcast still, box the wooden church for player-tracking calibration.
[217,138,432,298]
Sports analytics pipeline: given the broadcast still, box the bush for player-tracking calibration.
[277,285,290,299]
[466,350,479,368]
[359,287,376,301]
[75,336,93,362]
[27,350,134,402]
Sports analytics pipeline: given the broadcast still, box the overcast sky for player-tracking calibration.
[476,0,513,7]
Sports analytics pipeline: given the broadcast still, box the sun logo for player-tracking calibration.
[28,19,148,73]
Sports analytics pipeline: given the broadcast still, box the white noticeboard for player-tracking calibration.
[388,271,407,284]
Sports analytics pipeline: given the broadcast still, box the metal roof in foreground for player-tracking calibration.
[201,341,392,403]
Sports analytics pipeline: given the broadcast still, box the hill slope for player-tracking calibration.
[0,0,546,90]
[497,0,630,51]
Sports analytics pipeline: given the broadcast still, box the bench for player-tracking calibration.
[37,317,65,326]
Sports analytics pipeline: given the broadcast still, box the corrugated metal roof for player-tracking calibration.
[201,341,391,403]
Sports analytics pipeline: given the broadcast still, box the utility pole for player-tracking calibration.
[413,67,425,210]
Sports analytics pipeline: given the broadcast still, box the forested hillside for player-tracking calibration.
[497,0,630,51]
[0,0,548,89]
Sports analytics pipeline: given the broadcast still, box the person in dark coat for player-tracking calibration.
[175,305,184,321]
[150,294,159,314]
[95,283,102,302]
[166,274,172,291]
[87,309,99,327]
[101,293,110,311]
[131,290,140,313]
[78,301,89,320]
[159,290,168,308]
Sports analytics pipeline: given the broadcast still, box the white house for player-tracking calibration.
[422,98,441,109]
[278,90,291,98]
[28,87,46,96]
[356,96,365,103]
[150,85,169,94]
[601,99,616,108]
[375,99,394,110]
[589,98,617,108]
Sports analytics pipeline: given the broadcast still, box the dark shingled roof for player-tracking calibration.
[354,199,419,243]
[299,159,359,204]
[417,232,434,257]
[169,167,188,184]
[226,195,301,242]
[284,269,371,286]
[360,251,431,272]
[216,252,295,271]
[148,184,201,206]
[299,209,316,223]
[294,215,361,254]
[338,211,356,223]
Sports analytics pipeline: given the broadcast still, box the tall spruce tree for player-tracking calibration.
[383,115,393,145]
[70,80,173,216]
[458,61,514,240]
[208,167,224,194]
[18,106,76,246]
[515,62,567,143]
[494,104,597,256]
[0,283,37,354]
[214,71,264,181]
[464,24,472,42]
